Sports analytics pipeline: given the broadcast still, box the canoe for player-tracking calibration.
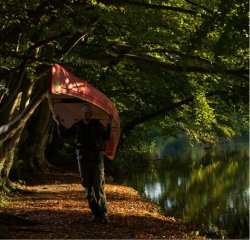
[47,64,120,160]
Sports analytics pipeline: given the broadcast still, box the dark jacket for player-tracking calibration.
[57,119,111,152]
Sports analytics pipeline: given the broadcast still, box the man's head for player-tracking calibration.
[81,103,93,122]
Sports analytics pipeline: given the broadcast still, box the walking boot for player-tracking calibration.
[90,215,100,223]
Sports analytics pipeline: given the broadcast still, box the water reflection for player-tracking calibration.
[144,182,162,201]
[121,135,249,239]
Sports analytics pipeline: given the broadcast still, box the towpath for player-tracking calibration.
[0,171,204,239]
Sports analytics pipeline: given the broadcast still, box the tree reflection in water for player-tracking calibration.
[121,136,249,239]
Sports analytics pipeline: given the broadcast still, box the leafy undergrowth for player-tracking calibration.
[0,171,205,239]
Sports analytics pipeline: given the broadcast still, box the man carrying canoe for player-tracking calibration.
[54,103,112,224]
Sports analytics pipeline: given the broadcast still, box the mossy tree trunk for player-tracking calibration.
[0,65,31,183]
[0,69,49,182]
[0,129,23,183]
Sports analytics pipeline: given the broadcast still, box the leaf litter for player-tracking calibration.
[0,171,204,239]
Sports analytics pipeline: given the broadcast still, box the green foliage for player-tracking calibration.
[115,136,155,174]
[0,80,9,96]
[0,0,248,176]
[0,178,11,197]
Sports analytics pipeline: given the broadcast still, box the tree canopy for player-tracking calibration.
[0,0,248,180]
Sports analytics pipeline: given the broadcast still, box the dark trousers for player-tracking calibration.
[76,149,107,217]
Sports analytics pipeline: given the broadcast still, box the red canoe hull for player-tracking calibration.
[48,64,120,160]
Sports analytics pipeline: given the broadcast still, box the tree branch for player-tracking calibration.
[0,64,51,144]
[0,88,47,145]
[148,49,212,64]
[123,54,249,79]
[122,91,228,136]
[122,95,194,137]
[85,53,249,79]
[184,0,213,14]
[0,60,28,116]
[97,0,199,15]
[59,20,98,58]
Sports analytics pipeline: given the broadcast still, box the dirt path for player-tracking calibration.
[0,171,204,239]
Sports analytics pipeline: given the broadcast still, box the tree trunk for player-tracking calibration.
[0,129,23,183]
[0,64,50,182]
[17,99,54,175]
[0,75,32,181]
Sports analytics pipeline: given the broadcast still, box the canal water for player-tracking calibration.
[120,135,249,239]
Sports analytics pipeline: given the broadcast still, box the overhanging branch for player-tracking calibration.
[59,20,98,58]
[184,0,213,14]
[84,53,249,79]
[122,95,195,136]
[122,90,243,137]
[97,0,199,15]
[123,54,249,79]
